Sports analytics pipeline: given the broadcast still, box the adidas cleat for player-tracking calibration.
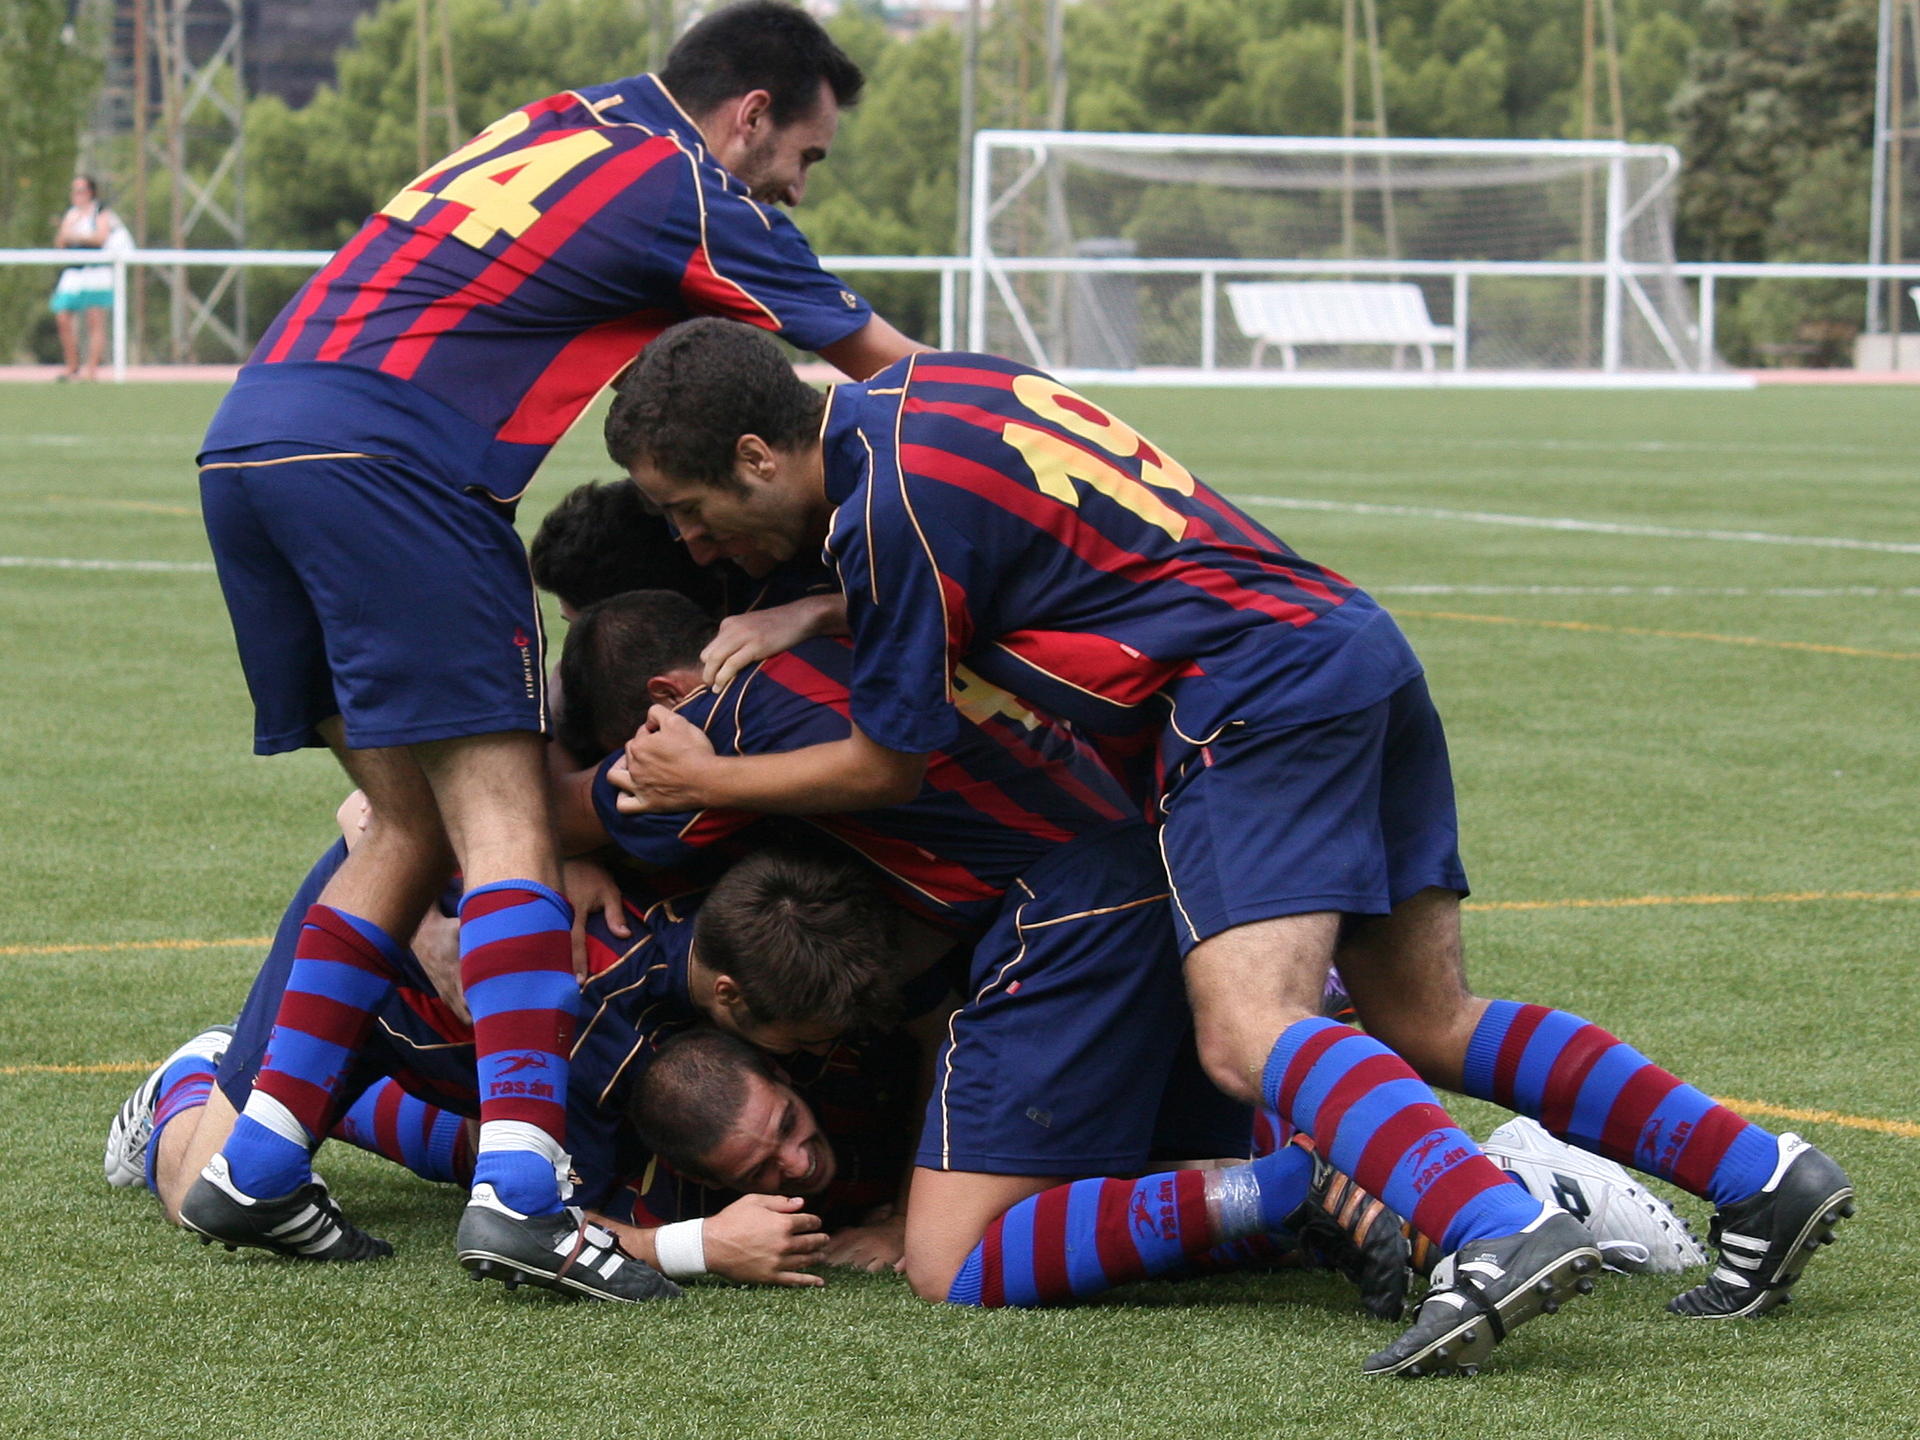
[104,1024,235,1188]
[179,1153,392,1261]
[1668,1134,1854,1320]
[1288,1149,1411,1321]
[457,1184,681,1303]
[1363,1209,1601,1378]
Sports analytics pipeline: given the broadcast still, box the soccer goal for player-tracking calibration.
[965,131,1704,382]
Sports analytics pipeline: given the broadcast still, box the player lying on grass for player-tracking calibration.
[189,0,928,1301]
[603,320,1856,1376]
[115,838,903,1296]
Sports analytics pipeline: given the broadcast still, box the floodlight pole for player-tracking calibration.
[1870,0,1894,333]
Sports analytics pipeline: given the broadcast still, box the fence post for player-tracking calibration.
[112,258,128,383]
[1452,270,1469,373]
[939,265,956,351]
[1201,269,1217,370]
[1698,272,1716,370]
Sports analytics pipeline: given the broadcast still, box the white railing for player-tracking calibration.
[8,246,1920,380]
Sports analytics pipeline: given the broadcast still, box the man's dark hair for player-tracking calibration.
[605,317,826,486]
[530,480,723,615]
[695,847,901,1034]
[659,1,863,126]
[558,588,719,759]
[629,1028,783,1183]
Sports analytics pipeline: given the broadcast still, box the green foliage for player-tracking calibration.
[0,1,102,359]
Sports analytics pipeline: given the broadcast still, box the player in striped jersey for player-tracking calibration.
[186,3,928,1298]
[602,320,1854,1374]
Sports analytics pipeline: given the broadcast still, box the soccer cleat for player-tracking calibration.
[1483,1117,1709,1274]
[457,1184,682,1303]
[179,1153,393,1261]
[1287,1150,1411,1321]
[1363,1209,1601,1378]
[1667,1134,1854,1320]
[103,1023,235,1188]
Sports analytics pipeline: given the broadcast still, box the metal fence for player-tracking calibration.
[7,247,1920,382]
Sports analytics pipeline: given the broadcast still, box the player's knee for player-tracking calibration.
[1192,1022,1262,1105]
[903,1248,964,1303]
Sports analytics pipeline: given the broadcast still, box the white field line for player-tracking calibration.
[1238,494,1920,554]
[0,555,214,573]
[1373,584,1920,597]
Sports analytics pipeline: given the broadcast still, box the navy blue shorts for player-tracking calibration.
[217,840,476,1119]
[199,444,548,755]
[918,823,1252,1177]
[1158,674,1469,954]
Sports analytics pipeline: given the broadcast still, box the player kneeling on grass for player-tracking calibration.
[606,319,1856,1373]
[108,841,902,1297]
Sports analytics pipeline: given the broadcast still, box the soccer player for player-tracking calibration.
[120,836,900,1294]
[188,2,927,1298]
[600,320,1856,1375]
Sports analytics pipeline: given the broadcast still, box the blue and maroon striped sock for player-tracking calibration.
[332,1078,470,1185]
[1264,1017,1542,1253]
[142,1054,218,1195]
[461,880,576,1217]
[1463,1001,1778,1206]
[945,1143,1315,1307]
[223,905,404,1199]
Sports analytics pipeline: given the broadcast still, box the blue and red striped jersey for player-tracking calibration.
[819,353,1422,771]
[591,635,1132,933]
[200,75,871,502]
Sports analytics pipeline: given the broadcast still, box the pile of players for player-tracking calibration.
[107,1,1854,1379]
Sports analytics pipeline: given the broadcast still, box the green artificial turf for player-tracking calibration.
[2,381,1917,1438]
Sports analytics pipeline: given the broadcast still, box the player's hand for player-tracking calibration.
[561,856,627,982]
[613,707,720,814]
[336,790,372,850]
[703,1194,829,1287]
[409,907,469,1026]
[818,1211,907,1273]
[700,594,848,691]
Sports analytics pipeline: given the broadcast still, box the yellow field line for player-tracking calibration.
[1394,607,1920,661]
[0,1063,151,1076]
[45,493,197,517]
[1714,1097,1920,1141]
[1465,889,1920,913]
[0,936,272,957]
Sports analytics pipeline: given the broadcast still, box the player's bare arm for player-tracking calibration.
[701,591,849,690]
[589,1195,829,1288]
[615,707,925,814]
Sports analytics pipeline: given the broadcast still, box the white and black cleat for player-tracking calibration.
[1668,1134,1854,1320]
[456,1184,681,1303]
[1363,1209,1602,1378]
[103,1024,235,1188]
[179,1153,393,1261]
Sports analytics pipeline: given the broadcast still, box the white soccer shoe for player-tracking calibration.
[103,1024,235,1188]
[1482,1116,1709,1274]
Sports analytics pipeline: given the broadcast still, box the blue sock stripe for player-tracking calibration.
[1283,1029,1387,1133]
[1706,1124,1781,1207]
[997,1193,1041,1307]
[1248,1144,1316,1234]
[464,972,580,1024]
[1462,999,1524,1097]
[1510,1009,1588,1114]
[425,1107,464,1184]
[1319,1074,1440,1180]
[1439,1167,1546,1253]
[1569,1041,1648,1145]
[259,1025,356,1089]
[461,901,572,952]
[285,954,396,1013]
[1259,1015,1344,1113]
[948,1247,986,1305]
[1063,1179,1110,1299]
[472,1151,564,1215]
[226,1114,312,1197]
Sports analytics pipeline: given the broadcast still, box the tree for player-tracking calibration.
[0,1,102,360]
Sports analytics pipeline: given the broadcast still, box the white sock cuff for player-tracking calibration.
[653,1219,707,1279]
[241,1090,311,1147]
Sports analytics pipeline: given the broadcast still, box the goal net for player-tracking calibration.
[966,132,1701,377]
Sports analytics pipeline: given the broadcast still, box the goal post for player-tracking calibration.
[965,131,1699,379]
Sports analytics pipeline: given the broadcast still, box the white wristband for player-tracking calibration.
[654,1218,707,1279]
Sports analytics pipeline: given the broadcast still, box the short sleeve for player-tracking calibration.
[828,473,979,756]
[682,182,872,353]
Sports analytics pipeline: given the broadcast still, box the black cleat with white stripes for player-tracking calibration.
[179,1153,393,1262]
[457,1184,681,1303]
[1668,1134,1854,1320]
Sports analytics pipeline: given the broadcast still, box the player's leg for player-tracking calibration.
[331,1076,474,1187]
[55,307,78,375]
[1337,678,1854,1321]
[83,304,105,380]
[104,1024,234,1193]
[1166,694,1599,1375]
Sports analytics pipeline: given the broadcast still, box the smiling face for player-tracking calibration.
[696,1070,836,1196]
[627,439,821,566]
[704,80,841,207]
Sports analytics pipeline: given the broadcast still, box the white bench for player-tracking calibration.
[1225,281,1458,371]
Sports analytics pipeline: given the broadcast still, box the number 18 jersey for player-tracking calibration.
[201,74,871,502]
